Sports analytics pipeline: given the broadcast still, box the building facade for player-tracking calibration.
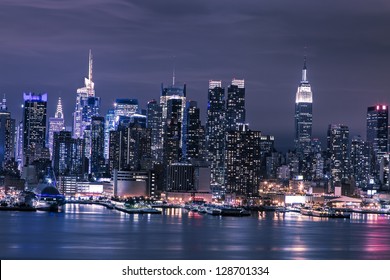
[225,124,261,196]
[48,97,65,159]
[23,92,47,166]
[226,79,245,132]
[295,58,313,156]
[206,80,226,185]
[0,96,15,170]
[327,124,350,187]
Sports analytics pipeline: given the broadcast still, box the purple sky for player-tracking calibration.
[1,0,390,151]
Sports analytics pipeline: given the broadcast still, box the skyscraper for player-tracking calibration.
[160,82,186,152]
[104,109,115,160]
[225,123,261,196]
[73,50,100,139]
[295,58,313,155]
[48,97,65,159]
[108,123,151,173]
[226,79,245,132]
[52,131,85,177]
[113,99,139,127]
[327,124,350,187]
[182,101,202,161]
[350,135,372,188]
[90,116,105,175]
[147,99,163,163]
[23,92,47,165]
[206,80,225,185]
[0,96,15,169]
[158,81,186,166]
[367,105,388,159]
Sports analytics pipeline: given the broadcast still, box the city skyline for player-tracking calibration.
[1,0,390,151]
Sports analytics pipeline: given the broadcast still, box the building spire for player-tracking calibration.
[55,97,64,119]
[83,49,95,96]
[302,56,308,82]
[172,56,176,86]
[89,49,93,82]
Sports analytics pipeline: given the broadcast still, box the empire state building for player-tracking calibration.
[295,58,313,155]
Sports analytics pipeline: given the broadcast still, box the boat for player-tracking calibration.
[220,206,251,216]
[300,206,313,216]
[312,207,330,217]
[197,205,207,214]
[328,208,351,219]
[260,205,282,211]
[140,208,162,214]
[205,207,222,216]
[285,206,302,213]
[114,203,162,214]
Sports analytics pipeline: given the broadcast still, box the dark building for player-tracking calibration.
[23,92,47,166]
[52,131,86,177]
[90,116,105,175]
[109,123,151,173]
[182,101,202,161]
[367,105,388,158]
[259,135,275,179]
[226,79,245,132]
[206,80,225,185]
[147,99,163,163]
[225,124,261,196]
[164,98,183,165]
[350,135,372,188]
[166,163,195,192]
[327,124,350,187]
[0,97,15,171]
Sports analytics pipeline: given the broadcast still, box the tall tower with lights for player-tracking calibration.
[295,58,313,155]
[48,97,65,159]
[206,80,226,185]
[73,50,100,139]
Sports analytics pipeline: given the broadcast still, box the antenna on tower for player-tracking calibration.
[172,56,176,86]
[89,49,93,82]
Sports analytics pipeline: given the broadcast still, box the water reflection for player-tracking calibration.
[1,205,390,260]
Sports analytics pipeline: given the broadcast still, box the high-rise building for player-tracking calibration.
[48,97,65,159]
[104,109,115,160]
[259,135,275,179]
[52,131,86,177]
[109,123,151,173]
[367,105,388,159]
[166,163,195,192]
[350,135,372,188]
[182,101,202,161]
[327,124,350,187]
[15,121,23,170]
[73,50,100,139]
[90,116,105,175]
[147,99,163,163]
[295,58,313,155]
[113,99,139,127]
[160,82,186,150]
[23,92,47,166]
[225,123,261,196]
[226,79,245,132]
[206,80,225,185]
[0,96,15,169]
[164,98,183,164]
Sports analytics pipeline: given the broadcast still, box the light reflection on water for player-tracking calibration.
[1,204,390,260]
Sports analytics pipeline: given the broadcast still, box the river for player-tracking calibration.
[1,204,390,260]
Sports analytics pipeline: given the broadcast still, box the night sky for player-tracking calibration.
[1,0,389,151]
